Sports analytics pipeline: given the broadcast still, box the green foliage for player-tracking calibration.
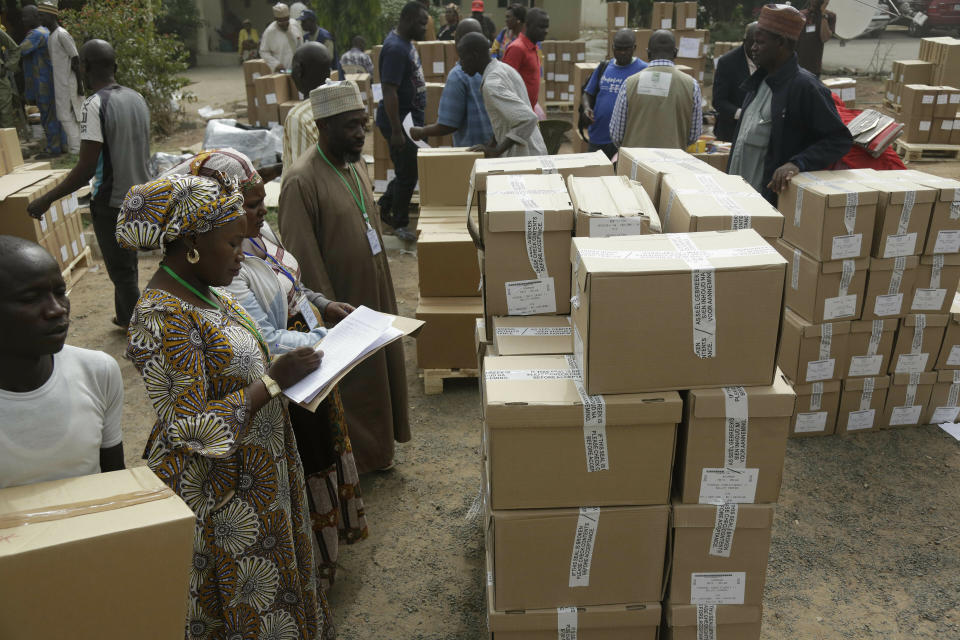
[61,0,192,137]
[155,0,201,48]
[312,0,384,54]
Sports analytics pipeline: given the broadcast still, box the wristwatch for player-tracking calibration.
[261,374,282,398]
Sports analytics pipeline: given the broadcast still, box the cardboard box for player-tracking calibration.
[677,377,794,504]
[52,222,71,267]
[674,29,708,59]
[952,114,960,144]
[0,468,195,640]
[616,148,722,214]
[443,40,458,77]
[778,309,850,384]
[779,173,878,262]
[417,148,482,207]
[607,1,629,28]
[924,369,960,424]
[242,58,271,86]
[690,150,730,173]
[278,99,300,125]
[660,173,783,238]
[862,256,920,320]
[668,503,775,606]
[417,224,480,297]
[893,59,934,85]
[651,2,673,29]
[837,376,889,433]
[909,253,960,313]
[542,40,558,64]
[790,379,841,437]
[889,313,948,374]
[417,40,446,80]
[931,117,955,143]
[846,318,898,378]
[823,77,857,107]
[898,171,960,255]
[487,503,670,610]
[568,175,660,237]
[674,2,699,30]
[776,239,868,323]
[0,128,23,174]
[481,174,573,320]
[254,73,295,113]
[245,92,258,125]
[371,45,382,83]
[572,231,785,394]
[663,603,762,640]
[934,294,960,369]
[934,86,960,117]
[491,315,573,356]
[881,371,936,428]
[903,115,933,144]
[484,354,681,509]
[0,170,67,242]
[476,318,491,369]
[415,297,482,369]
[257,103,280,128]
[901,84,937,118]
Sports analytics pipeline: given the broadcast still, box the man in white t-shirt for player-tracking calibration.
[0,235,125,489]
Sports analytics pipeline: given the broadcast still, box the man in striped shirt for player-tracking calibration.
[282,41,332,169]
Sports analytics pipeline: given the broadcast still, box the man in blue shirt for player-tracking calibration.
[376,1,427,241]
[582,29,646,159]
[409,18,493,148]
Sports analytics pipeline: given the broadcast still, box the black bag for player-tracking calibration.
[577,59,609,141]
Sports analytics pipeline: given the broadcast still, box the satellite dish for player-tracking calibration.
[831,0,880,40]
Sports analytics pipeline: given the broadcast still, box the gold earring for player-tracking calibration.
[187,248,200,264]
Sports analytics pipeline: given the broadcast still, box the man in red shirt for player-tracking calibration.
[502,7,549,108]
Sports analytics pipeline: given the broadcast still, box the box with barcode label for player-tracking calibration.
[775,239,868,324]
[846,319,898,378]
[889,313,948,374]
[909,254,960,314]
[607,1,629,28]
[569,174,660,238]
[571,230,786,394]
[660,173,783,239]
[668,503,775,606]
[253,73,294,112]
[862,256,920,321]
[935,295,960,369]
[881,371,936,428]
[616,147,722,206]
[650,2,673,29]
[789,379,840,438]
[924,369,960,424]
[677,378,794,504]
[663,602,762,640]
[491,315,574,355]
[483,354,680,509]
[895,171,960,255]
[778,309,850,385]
[486,499,669,610]
[416,40,446,80]
[837,376,890,433]
[674,2,699,30]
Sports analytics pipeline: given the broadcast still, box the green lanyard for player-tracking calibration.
[161,264,269,359]
[317,145,370,228]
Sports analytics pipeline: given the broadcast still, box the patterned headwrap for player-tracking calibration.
[163,148,264,192]
[115,174,245,251]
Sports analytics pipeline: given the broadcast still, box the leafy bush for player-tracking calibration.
[61,0,193,137]
[312,0,384,54]
[155,0,201,63]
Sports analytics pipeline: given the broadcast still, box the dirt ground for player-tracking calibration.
[60,68,960,639]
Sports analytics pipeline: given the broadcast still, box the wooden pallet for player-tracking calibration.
[63,245,93,291]
[882,99,901,114]
[894,140,960,163]
[545,100,575,112]
[422,368,479,395]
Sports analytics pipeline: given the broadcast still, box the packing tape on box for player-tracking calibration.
[671,235,717,358]
[905,371,922,407]
[933,371,960,423]
[931,253,944,289]
[794,186,804,226]
[792,248,800,290]
[840,259,855,297]
[714,193,753,230]
[889,256,907,294]
[868,319,884,357]
[709,503,739,558]
[696,604,718,640]
[0,487,176,529]
[722,386,749,469]
[948,370,960,407]
[565,355,609,472]
[897,190,917,234]
[495,326,572,337]
[568,506,600,587]
[810,381,824,411]
[576,244,777,263]
[558,606,579,638]
[844,192,858,235]
[820,323,833,360]
[911,314,927,355]
[950,189,960,219]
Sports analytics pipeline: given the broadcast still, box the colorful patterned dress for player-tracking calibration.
[127,288,335,640]
[20,26,62,155]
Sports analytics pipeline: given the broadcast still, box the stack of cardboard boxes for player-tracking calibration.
[775,168,960,435]
[242,59,271,125]
[543,40,587,104]
[884,51,960,146]
[414,40,458,84]
[822,77,857,108]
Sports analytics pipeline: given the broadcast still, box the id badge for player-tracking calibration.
[297,294,320,330]
[367,225,383,255]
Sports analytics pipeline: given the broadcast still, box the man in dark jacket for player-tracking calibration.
[712,22,757,142]
[728,4,851,204]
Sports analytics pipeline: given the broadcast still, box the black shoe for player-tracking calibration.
[111,317,128,331]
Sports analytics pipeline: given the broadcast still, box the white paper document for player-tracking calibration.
[284,306,404,405]
[402,112,430,149]
[939,422,960,441]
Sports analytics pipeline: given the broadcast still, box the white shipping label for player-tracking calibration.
[883,233,918,258]
[923,95,935,104]
[722,387,749,468]
[920,121,932,131]
[495,326,572,337]
[547,52,556,61]
[874,293,903,317]
[678,37,701,58]
[796,412,828,433]
[944,120,955,131]
[562,53,571,61]
[432,61,444,74]
[614,16,626,26]
[849,355,883,377]
[947,345,960,366]
[806,359,836,382]
[912,288,946,311]
[934,230,960,254]
[831,234,863,259]
[568,507,600,587]
[824,294,857,320]
[577,53,585,61]
[636,69,674,97]
[505,278,556,315]
[895,353,929,374]
[589,216,647,237]
[50,205,58,223]
[890,405,922,426]
[372,83,384,102]
[938,93,949,104]
[842,86,856,101]
[484,368,573,381]
[690,572,747,605]
[39,216,47,233]
[265,92,278,105]
[686,17,697,28]
[709,504,739,558]
[932,406,960,423]
[847,409,875,431]
[70,240,78,257]
[660,18,672,28]
[698,468,759,504]
[697,604,717,640]
[558,607,578,640]
[60,246,67,262]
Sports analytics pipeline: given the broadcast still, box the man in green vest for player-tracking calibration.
[609,30,702,150]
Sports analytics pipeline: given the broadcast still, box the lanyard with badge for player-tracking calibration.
[244,238,321,331]
[317,144,383,256]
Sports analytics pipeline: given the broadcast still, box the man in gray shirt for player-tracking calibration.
[28,39,150,329]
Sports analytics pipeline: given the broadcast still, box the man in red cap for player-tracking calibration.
[728,3,851,204]
[471,0,496,42]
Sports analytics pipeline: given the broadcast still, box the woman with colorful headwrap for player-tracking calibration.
[164,148,368,588]
[118,173,336,639]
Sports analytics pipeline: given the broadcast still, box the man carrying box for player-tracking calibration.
[0,235,124,489]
